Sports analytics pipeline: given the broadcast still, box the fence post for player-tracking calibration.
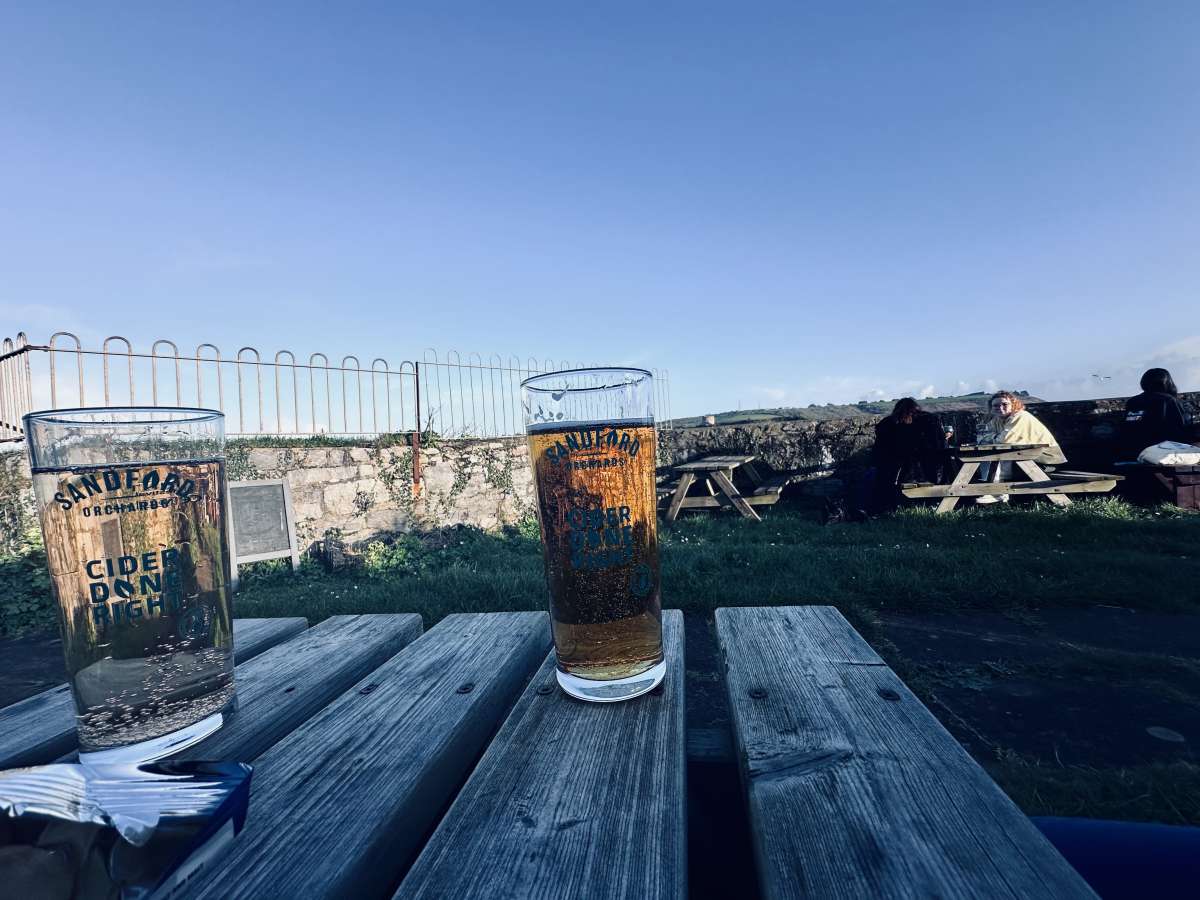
[411,361,422,494]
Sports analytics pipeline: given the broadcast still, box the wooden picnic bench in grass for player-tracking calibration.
[902,443,1121,514]
[660,454,794,521]
[1,608,1096,898]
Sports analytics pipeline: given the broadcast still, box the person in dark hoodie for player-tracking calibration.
[1120,368,1194,460]
[870,398,949,512]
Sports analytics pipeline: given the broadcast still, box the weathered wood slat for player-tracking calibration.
[0,617,307,770]
[1015,459,1074,507]
[674,454,757,471]
[675,494,782,508]
[953,447,1047,462]
[231,617,309,662]
[934,461,979,513]
[715,606,1096,900]
[183,612,551,900]
[711,470,761,520]
[902,478,1117,499]
[665,471,696,521]
[178,614,422,763]
[395,610,686,900]
[1053,470,1126,481]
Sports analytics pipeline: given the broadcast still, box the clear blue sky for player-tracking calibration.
[2,2,1198,418]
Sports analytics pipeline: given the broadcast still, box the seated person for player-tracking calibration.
[974,391,1065,504]
[1120,368,1194,460]
[870,397,949,512]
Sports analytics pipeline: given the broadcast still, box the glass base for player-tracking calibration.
[78,697,236,768]
[556,659,666,703]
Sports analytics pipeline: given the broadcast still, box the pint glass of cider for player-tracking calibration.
[24,408,236,764]
[521,368,664,702]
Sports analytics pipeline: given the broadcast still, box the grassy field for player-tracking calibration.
[232,498,1200,629]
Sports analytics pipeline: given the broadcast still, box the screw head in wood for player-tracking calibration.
[456,682,475,694]
[877,687,901,702]
[748,687,768,700]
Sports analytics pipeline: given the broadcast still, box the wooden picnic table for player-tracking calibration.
[902,443,1121,514]
[661,454,791,521]
[0,608,1098,898]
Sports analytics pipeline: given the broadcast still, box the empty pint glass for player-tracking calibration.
[24,408,236,764]
[522,368,665,702]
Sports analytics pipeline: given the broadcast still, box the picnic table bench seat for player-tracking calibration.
[902,443,1121,513]
[0,609,1096,898]
[750,472,795,496]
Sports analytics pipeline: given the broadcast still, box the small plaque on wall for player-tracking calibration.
[227,479,299,590]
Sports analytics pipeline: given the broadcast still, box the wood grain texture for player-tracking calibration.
[395,610,686,900]
[902,478,1116,499]
[674,455,757,471]
[710,470,761,520]
[932,461,978,513]
[665,472,695,521]
[179,614,421,763]
[0,617,307,770]
[1015,460,1073,507]
[715,606,1096,900]
[182,611,551,900]
[674,495,781,509]
[231,617,309,663]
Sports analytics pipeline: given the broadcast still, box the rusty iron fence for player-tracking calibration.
[0,332,672,444]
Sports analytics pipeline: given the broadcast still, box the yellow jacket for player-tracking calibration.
[976,409,1066,465]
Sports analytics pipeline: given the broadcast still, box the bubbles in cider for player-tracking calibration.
[32,459,235,753]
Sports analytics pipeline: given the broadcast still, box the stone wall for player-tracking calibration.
[2,391,1195,553]
[657,419,877,498]
[0,437,537,554]
[658,391,1200,493]
[227,438,536,546]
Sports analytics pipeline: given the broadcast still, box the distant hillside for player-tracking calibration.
[672,392,1042,428]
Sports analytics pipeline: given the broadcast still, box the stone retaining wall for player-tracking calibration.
[658,391,1200,494]
[228,438,536,546]
[2,391,1195,553]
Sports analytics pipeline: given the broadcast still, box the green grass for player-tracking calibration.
[231,498,1200,634]
[988,754,1200,826]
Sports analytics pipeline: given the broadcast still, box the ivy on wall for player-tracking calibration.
[0,452,53,636]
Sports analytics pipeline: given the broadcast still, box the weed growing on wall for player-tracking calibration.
[370,445,415,513]
[224,444,262,481]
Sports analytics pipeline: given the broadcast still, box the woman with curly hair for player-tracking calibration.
[974,391,1065,503]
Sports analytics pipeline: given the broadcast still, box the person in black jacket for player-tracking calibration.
[1120,368,1194,460]
[870,398,950,512]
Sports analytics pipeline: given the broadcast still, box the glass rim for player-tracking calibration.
[23,406,225,427]
[520,366,653,393]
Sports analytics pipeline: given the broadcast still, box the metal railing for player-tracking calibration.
[419,350,672,438]
[0,332,672,443]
